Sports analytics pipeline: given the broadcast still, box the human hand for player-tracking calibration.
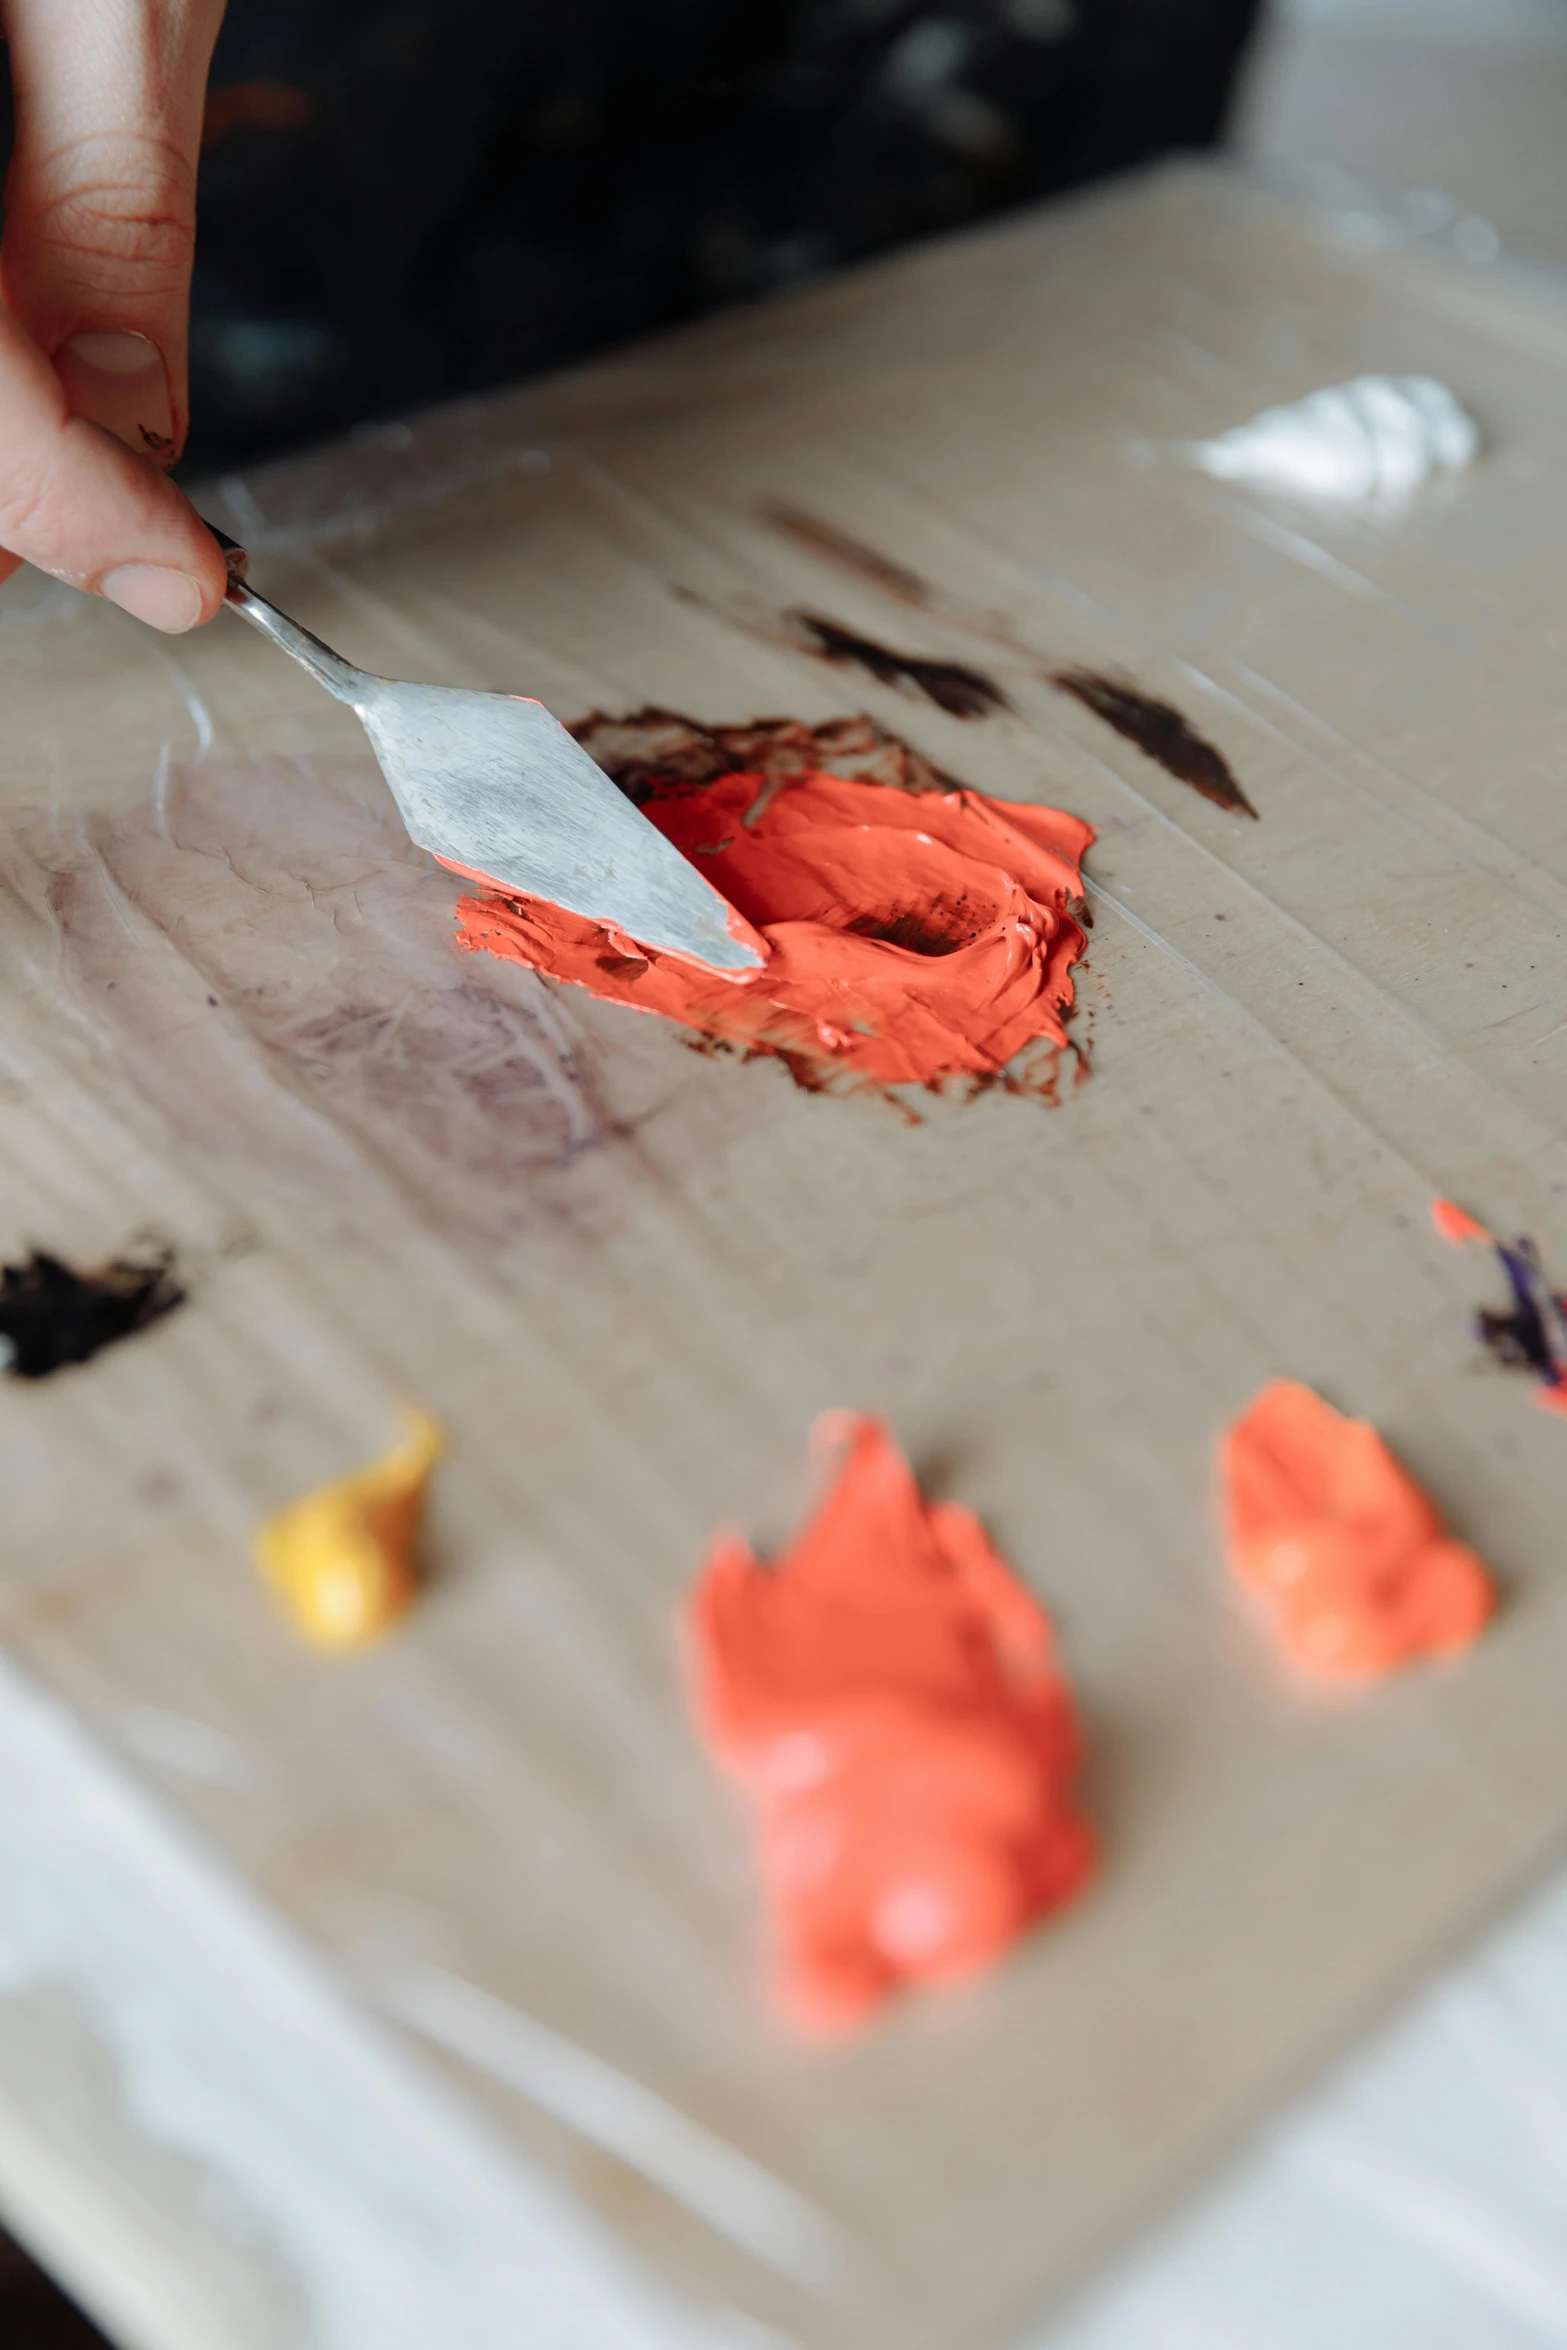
[0,0,228,629]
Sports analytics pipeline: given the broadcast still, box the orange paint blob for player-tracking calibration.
[456,766,1092,1091]
[687,1414,1094,2034]
[1220,1380,1493,1680]
[1431,1197,1492,1246]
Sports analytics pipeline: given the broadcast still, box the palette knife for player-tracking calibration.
[207,525,765,976]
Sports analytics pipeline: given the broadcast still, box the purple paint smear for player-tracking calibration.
[1474,1234,1567,1404]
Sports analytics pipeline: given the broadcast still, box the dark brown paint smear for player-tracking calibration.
[573,707,958,800]
[762,502,933,607]
[0,1247,183,1379]
[788,612,1009,720]
[760,504,1259,819]
[1051,671,1257,819]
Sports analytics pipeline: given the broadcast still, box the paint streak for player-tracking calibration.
[761,502,934,607]
[255,1408,443,1650]
[1220,1380,1493,1679]
[759,504,1260,817]
[687,1414,1094,2035]
[457,738,1092,1096]
[1052,671,1256,818]
[0,1245,183,1378]
[28,753,623,1257]
[1431,1197,1567,1413]
[787,612,1009,718]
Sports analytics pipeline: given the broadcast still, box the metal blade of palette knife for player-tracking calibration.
[357,679,763,973]
[209,527,765,976]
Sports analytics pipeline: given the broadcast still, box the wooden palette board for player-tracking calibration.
[2,162,1567,2350]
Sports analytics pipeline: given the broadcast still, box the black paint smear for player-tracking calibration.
[0,1248,184,1379]
[1051,670,1257,819]
[1475,1237,1567,1389]
[789,612,1009,720]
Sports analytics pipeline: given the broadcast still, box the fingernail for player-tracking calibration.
[99,564,204,632]
[57,331,176,462]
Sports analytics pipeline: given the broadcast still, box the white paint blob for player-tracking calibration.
[1188,376,1480,507]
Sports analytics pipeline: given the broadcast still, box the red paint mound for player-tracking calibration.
[1220,1379,1493,1680]
[456,765,1092,1091]
[687,1414,1094,2034]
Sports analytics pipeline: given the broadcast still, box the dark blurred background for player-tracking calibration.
[0,0,1263,2339]
[180,0,1261,472]
[4,0,1262,479]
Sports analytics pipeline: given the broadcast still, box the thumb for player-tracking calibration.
[0,300,227,625]
[1,0,225,463]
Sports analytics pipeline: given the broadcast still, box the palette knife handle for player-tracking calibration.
[204,520,370,707]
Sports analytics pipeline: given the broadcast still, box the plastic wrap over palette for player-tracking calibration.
[1187,375,1479,506]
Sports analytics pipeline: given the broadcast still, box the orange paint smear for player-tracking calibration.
[1431,1197,1492,1247]
[687,1414,1094,2035]
[456,767,1093,1091]
[1220,1380,1493,1680]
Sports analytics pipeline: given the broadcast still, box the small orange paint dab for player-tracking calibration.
[1536,1378,1567,1418]
[686,1415,1093,2035]
[1431,1198,1491,1246]
[1219,1380,1493,1681]
[255,1408,443,1651]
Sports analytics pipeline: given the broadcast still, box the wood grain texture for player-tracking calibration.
[3,162,1567,2350]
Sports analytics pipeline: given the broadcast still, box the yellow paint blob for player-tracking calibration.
[254,1409,444,1650]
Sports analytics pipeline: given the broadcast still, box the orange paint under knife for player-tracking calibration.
[461,763,1093,1093]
